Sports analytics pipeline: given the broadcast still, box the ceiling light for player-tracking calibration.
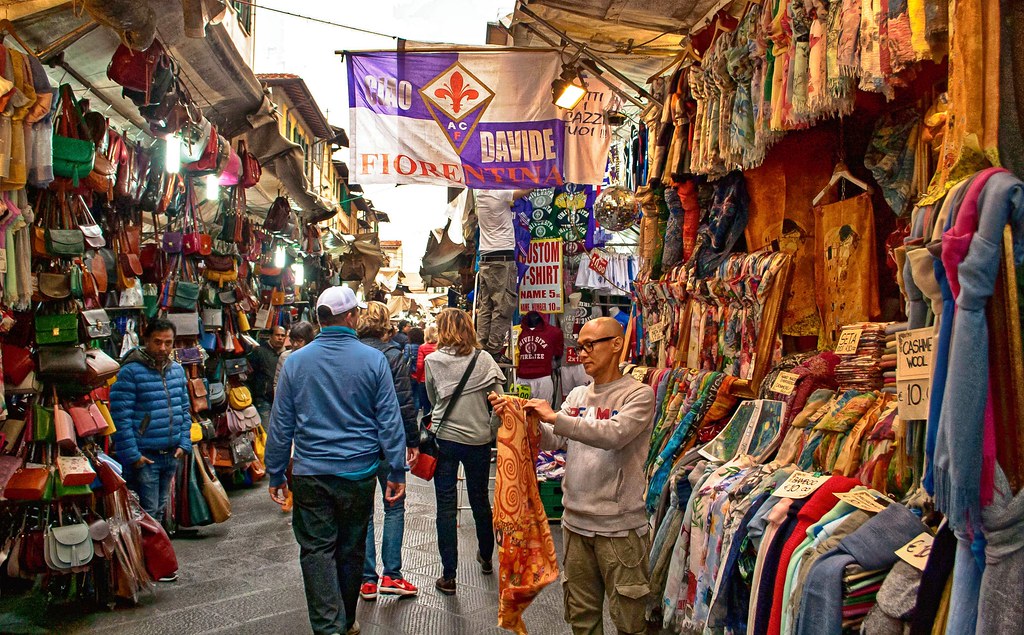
[165,135,181,174]
[551,64,587,110]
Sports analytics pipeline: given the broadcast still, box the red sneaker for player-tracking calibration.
[359,581,378,601]
[379,576,418,597]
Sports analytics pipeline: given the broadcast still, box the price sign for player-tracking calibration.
[896,328,935,380]
[835,490,888,513]
[895,531,935,571]
[588,250,609,277]
[510,384,532,399]
[770,371,800,396]
[774,471,831,499]
[648,320,666,343]
[897,378,930,419]
[834,328,863,355]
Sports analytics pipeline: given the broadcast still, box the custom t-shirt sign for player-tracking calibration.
[518,238,563,314]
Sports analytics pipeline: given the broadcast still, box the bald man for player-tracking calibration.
[490,318,656,635]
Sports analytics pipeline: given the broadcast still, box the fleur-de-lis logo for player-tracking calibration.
[433,71,478,114]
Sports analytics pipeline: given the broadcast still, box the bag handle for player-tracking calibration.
[432,350,480,437]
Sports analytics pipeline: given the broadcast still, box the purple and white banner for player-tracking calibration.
[346,50,613,189]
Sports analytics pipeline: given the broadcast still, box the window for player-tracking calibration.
[232,1,253,34]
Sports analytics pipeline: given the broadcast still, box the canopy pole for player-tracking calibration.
[516,3,662,108]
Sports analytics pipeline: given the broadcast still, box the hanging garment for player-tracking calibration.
[813,192,881,347]
[493,397,559,634]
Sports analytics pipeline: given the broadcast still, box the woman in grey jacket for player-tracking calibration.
[424,308,505,595]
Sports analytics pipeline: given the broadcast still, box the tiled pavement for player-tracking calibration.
[0,474,631,634]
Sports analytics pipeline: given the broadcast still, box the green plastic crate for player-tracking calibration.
[538,479,563,522]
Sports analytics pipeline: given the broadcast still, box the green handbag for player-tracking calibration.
[52,85,96,186]
[46,229,85,257]
[186,454,213,527]
[33,403,55,442]
[55,480,93,498]
[35,313,80,345]
[70,265,84,299]
[172,281,201,311]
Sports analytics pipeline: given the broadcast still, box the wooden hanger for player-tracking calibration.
[0,20,36,57]
[812,161,872,206]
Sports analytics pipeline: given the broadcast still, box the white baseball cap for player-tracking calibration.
[315,286,366,316]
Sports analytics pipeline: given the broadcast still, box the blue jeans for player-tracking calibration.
[363,462,405,583]
[256,398,273,428]
[434,439,493,579]
[412,380,431,416]
[292,474,375,635]
[124,452,180,521]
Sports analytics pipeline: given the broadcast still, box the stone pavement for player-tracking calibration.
[0,474,630,634]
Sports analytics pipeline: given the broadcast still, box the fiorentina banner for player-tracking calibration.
[346,50,613,189]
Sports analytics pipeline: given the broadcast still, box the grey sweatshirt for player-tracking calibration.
[540,375,656,534]
[424,348,505,446]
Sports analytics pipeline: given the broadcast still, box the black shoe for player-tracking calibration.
[435,576,456,595]
[477,552,493,575]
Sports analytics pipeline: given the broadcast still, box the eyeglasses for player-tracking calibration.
[578,335,618,353]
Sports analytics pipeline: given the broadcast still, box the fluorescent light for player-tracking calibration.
[205,174,219,201]
[291,263,305,287]
[274,245,286,268]
[165,135,181,174]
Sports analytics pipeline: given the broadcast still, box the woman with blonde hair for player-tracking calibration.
[356,301,420,599]
[423,308,505,595]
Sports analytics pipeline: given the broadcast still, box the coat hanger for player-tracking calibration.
[0,20,36,57]
[812,161,872,206]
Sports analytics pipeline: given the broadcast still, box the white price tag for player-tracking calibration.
[835,490,888,513]
[895,531,935,571]
[897,378,930,419]
[770,371,800,396]
[774,471,830,499]
[834,328,863,355]
[896,328,934,380]
[648,320,666,343]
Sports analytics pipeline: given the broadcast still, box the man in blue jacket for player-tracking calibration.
[110,318,192,528]
[267,286,407,635]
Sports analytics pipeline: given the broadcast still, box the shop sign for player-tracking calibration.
[770,371,800,396]
[518,238,563,314]
[834,328,863,355]
[895,531,935,571]
[774,471,830,499]
[347,51,613,189]
[896,328,934,419]
[647,320,666,343]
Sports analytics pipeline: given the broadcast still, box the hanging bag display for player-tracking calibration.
[226,406,260,433]
[238,139,261,188]
[52,85,96,186]
[84,348,120,385]
[194,447,231,523]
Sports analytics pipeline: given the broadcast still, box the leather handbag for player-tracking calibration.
[264,196,291,233]
[188,378,208,412]
[201,308,223,329]
[33,403,55,442]
[163,229,183,254]
[166,312,200,337]
[0,454,21,490]
[218,145,241,186]
[194,447,231,523]
[173,346,203,365]
[80,309,112,339]
[68,402,107,438]
[172,281,201,311]
[46,229,85,258]
[52,85,96,185]
[228,384,252,410]
[138,510,178,580]
[3,464,49,500]
[38,346,88,379]
[36,313,79,345]
[46,516,94,570]
[107,40,170,102]
[199,418,216,440]
[183,456,213,527]
[2,344,34,385]
[54,400,77,451]
[94,401,116,436]
[73,196,105,249]
[0,418,25,453]
[229,434,257,465]
[84,348,120,385]
[223,357,247,376]
[37,272,72,300]
[208,382,226,409]
[239,139,262,188]
[56,455,96,486]
[226,406,259,433]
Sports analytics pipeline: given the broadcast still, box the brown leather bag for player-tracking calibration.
[89,252,108,293]
[37,272,71,300]
[188,377,208,413]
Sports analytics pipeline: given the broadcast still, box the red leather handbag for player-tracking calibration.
[2,344,34,385]
[3,465,50,500]
[107,40,170,102]
[183,126,219,175]
[239,139,261,188]
[138,510,178,581]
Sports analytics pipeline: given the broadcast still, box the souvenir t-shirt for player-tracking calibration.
[517,312,564,379]
[476,189,516,253]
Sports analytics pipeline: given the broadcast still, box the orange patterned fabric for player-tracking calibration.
[494,396,559,634]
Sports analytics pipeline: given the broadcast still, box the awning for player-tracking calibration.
[11,1,334,221]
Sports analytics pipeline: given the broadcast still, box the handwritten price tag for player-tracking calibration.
[648,320,666,343]
[588,250,609,277]
[895,531,935,571]
[834,328,863,355]
[835,490,888,513]
[510,384,532,399]
[770,371,800,396]
[774,471,831,499]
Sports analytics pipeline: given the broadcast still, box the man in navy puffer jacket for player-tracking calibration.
[111,318,192,524]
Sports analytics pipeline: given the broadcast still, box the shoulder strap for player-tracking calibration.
[433,350,480,435]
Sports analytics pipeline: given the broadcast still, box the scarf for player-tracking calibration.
[493,397,558,633]
[977,469,1024,634]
